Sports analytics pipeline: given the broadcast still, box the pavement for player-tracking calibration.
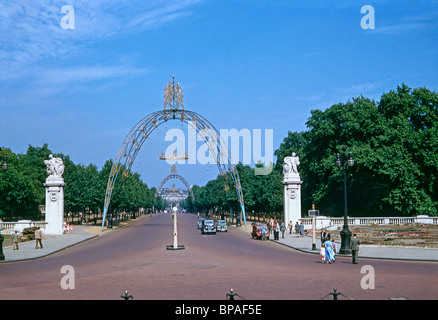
[0,225,99,263]
[1,215,438,263]
[266,230,438,262]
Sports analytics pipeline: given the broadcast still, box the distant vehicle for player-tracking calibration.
[197,218,206,229]
[201,219,216,235]
[251,223,269,240]
[216,220,228,232]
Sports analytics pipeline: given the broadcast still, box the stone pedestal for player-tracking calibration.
[282,152,302,226]
[44,177,65,235]
[283,177,302,227]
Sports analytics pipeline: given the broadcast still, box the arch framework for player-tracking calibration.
[102,108,247,230]
[156,170,194,204]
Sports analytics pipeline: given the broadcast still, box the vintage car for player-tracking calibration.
[197,218,205,229]
[201,219,216,235]
[251,223,269,240]
[216,220,228,232]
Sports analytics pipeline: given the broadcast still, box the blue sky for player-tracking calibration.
[1,0,438,188]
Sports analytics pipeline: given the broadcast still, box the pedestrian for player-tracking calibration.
[274,220,280,240]
[288,220,293,234]
[323,240,335,264]
[321,229,330,244]
[35,227,43,249]
[266,220,271,240]
[331,239,337,261]
[261,225,267,241]
[299,221,304,237]
[12,231,19,250]
[350,234,360,264]
[280,221,286,238]
[295,222,300,238]
[320,244,326,263]
[320,228,325,245]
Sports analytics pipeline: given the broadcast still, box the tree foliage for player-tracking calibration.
[275,84,438,217]
[0,145,156,220]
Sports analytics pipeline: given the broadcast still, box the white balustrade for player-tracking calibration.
[0,221,48,235]
[298,215,437,230]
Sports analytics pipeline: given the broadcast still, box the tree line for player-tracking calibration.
[0,144,166,221]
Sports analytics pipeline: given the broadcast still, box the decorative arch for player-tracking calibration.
[156,166,194,202]
[102,77,246,230]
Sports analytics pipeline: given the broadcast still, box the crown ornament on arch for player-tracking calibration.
[163,74,184,111]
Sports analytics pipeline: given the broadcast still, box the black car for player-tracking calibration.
[201,219,216,235]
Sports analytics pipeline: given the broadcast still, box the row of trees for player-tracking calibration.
[183,84,438,218]
[274,84,438,217]
[0,144,166,221]
[182,163,283,218]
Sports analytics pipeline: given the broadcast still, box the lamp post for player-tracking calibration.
[166,206,185,250]
[0,148,8,261]
[335,146,354,254]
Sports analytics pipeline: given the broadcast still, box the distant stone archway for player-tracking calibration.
[102,77,246,230]
[156,165,194,205]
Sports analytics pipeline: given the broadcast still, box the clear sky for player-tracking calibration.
[1,0,437,189]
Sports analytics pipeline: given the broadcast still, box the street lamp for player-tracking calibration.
[0,148,8,261]
[335,146,354,254]
[166,206,185,250]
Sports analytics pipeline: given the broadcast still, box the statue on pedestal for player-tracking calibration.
[44,154,65,235]
[283,152,300,180]
[283,152,302,229]
[44,154,65,178]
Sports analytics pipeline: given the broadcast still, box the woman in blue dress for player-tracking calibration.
[323,240,335,263]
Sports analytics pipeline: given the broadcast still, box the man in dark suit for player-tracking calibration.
[350,234,360,264]
[321,229,330,245]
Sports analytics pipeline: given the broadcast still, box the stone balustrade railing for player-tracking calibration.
[298,215,438,230]
[0,220,48,235]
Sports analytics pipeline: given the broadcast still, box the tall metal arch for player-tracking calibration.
[102,78,246,230]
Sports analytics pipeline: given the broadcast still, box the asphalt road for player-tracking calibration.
[0,213,437,300]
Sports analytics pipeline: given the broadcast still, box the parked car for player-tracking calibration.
[197,218,205,229]
[201,219,216,235]
[251,223,269,240]
[216,220,228,232]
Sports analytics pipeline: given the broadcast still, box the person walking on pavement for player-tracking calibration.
[295,222,300,238]
[323,239,335,263]
[299,221,304,237]
[288,220,293,234]
[320,228,326,245]
[274,220,280,240]
[321,229,330,244]
[266,220,271,239]
[261,225,267,241]
[331,239,337,261]
[35,227,43,249]
[350,234,360,264]
[12,231,19,250]
[320,244,326,263]
[280,221,286,238]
